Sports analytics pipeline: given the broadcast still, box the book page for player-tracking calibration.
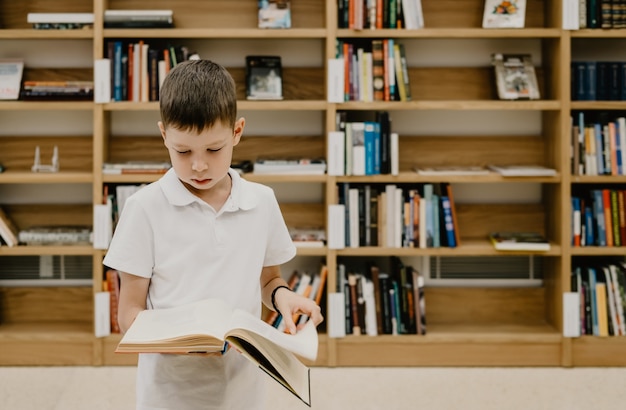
[227,310,318,361]
[119,299,232,344]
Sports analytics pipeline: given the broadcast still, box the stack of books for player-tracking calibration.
[104,9,174,28]
[253,158,326,175]
[20,80,94,101]
[27,13,94,30]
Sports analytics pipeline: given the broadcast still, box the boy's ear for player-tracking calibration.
[157,121,167,142]
[233,117,245,146]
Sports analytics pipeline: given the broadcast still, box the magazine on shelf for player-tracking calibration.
[414,166,491,176]
[246,56,283,100]
[488,164,557,177]
[253,158,326,175]
[0,60,24,100]
[492,53,540,100]
[482,0,526,28]
[489,232,550,251]
[258,0,291,29]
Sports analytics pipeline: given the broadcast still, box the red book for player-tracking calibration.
[617,190,626,246]
[106,269,121,333]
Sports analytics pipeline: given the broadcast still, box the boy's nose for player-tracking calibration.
[192,159,208,172]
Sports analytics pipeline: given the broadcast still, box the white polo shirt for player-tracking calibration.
[103,168,296,410]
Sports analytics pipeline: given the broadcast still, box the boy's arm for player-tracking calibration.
[260,265,324,335]
[117,271,150,334]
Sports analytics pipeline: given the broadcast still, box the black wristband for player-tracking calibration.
[271,285,290,312]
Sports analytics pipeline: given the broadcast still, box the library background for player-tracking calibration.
[0,0,625,368]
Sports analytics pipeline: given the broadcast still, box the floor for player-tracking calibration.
[1,366,626,409]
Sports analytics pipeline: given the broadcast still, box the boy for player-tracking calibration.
[103,60,323,409]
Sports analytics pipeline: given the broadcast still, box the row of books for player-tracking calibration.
[331,257,426,337]
[571,262,626,337]
[571,61,626,101]
[27,10,174,30]
[329,111,398,176]
[571,189,626,247]
[337,0,424,29]
[578,0,626,29]
[101,40,198,103]
[0,207,93,247]
[332,39,411,102]
[571,112,626,176]
[265,265,328,333]
[335,182,460,249]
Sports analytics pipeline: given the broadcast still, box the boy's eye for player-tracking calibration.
[176,150,190,155]
[208,148,222,152]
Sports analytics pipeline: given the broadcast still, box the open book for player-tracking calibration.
[116,298,318,406]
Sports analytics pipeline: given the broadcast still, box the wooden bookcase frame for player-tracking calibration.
[0,0,624,366]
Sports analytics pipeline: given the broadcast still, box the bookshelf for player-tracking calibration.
[0,0,624,367]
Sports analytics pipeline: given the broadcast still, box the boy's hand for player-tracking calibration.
[274,287,324,335]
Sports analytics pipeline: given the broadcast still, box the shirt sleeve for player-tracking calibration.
[263,189,296,267]
[102,194,155,278]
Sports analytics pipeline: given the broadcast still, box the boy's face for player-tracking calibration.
[159,118,244,195]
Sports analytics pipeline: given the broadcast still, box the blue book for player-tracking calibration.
[364,121,376,175]
[571,62,587,101]
[441,196,456,248]
[592,189,607,246]
[584,204,595,246]
[432,194,440,248]
[620,62,626,101]
[586,62,597,101]
[608,61,621,101]
[113,40,123,101]
[373,121,381,174]
[588,267,599,335]
[594,123,604,175]
[423,184,434,247]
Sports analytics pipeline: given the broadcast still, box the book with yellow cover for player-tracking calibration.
[116,298,317,406]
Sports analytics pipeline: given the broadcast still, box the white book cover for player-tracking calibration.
[94,59,111,103]
[482,0,526,28]
[327,205,346,249]
[390,132,399,175]
[0,60,24,101]
[385,185,397,248]
[562,0,580,29]
[94,291,112,338]
[327,293,346,338]
[363,278,378,336]
[563,292,581,337]
[351,122,366,176]
[327,58,345,103]
[327,131,346,176]
[93,202,113,249]
[27,12,94,24]
[348,188,360,248]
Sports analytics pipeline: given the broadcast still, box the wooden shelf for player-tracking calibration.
[337,100,561,111]
[0,322,94,365]
[336,239,561,257]
[104,28,327,39]
[0,171,92,184]
[0,29,94,39]
[0,0,622,368]
[336,28,562,39]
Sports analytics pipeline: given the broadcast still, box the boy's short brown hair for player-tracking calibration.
[159,60,237,132]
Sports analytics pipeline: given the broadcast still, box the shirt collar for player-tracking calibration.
[159,168,258,210]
